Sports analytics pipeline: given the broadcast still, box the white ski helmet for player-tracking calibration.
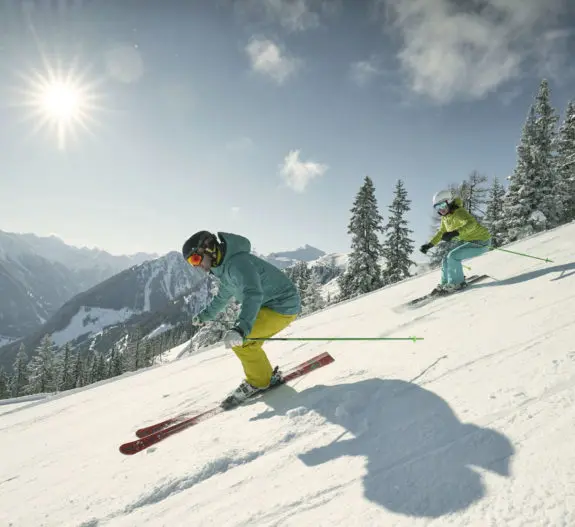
[432,189,453,206]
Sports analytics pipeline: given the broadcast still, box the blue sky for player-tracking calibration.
[0,0,574,258]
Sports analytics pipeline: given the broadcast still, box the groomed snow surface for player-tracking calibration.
[2,224,575,526]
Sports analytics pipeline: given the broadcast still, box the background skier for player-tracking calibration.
[182,231,301,407]
[420,190,491,294]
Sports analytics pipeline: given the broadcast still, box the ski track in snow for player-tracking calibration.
[2,223,575,526]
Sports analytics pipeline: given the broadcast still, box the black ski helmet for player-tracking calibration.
[182,231,220,263]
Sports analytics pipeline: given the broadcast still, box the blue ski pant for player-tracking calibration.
[441,239,491,285]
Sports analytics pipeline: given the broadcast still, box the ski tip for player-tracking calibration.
[119,443,139,455]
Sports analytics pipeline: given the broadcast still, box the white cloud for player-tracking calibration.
[231,207,241,217]
[374,0,572,103]
[235,0,341,32]
[350,57,383,86]
[245,37,300,84]
[279,150,328,192]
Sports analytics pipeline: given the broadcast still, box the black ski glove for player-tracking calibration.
[441,230,459,242]
[420,243,433,254]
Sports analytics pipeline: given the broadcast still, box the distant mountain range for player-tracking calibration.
[0,230,158,343]
[0,231,338,370]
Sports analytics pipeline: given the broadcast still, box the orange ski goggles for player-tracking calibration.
[186,252,204,266]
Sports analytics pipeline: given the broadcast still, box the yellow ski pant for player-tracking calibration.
[232,307,297,388]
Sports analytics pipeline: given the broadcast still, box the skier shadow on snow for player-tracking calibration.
[251,378,515,519]
[476,261,575,287]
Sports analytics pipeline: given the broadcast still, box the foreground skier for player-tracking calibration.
[182,231,301,407]
[420,190,491,294]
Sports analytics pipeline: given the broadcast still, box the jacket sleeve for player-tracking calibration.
[430,220,447,246]
[228,254,264,336]
[198,283,233,322]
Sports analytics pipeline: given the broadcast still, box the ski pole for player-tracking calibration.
[464,240,553,263]
[487,246,553,263]
[246,336,424,343]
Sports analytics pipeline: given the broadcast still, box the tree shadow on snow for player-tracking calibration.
[251,378,515,519]
[476,261,575,288]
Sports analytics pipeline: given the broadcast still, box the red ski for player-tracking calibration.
[119,351,334,455]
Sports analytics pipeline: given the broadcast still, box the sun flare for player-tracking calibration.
[19,62,102,150]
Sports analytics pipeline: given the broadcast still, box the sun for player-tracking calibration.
[18,62,102,150]
[41,81,82,121]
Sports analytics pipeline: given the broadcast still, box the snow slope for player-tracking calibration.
[1,224,574,526]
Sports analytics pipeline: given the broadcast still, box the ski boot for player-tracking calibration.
[220,366,283,410]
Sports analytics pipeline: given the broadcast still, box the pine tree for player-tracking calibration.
[556,100,575,223]
[107,345,125,378]
[59,343,76,391]
[338,176,385,299]
[532,79,560,227]
[72,350,84,388]
[0,367,10,399]
[302,273,325,314]
[11,343,29,397]
[287,262,310,298]
[27,335,59,394]
[143,341,154,366]
[381,179,415,285]
[90,353,107,383]
[501,106,541,242]
[484,177,507,247]
[129,327,143,371]
[502,80,560,241]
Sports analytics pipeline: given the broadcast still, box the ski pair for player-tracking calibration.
[119,351,335,455]
[405,274,489,308]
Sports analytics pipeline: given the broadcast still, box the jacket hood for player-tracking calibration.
[452,197,463,208]
[217,232,251,263]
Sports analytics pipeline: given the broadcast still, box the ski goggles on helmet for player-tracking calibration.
[434,200,450,214]
[185,245,217,267]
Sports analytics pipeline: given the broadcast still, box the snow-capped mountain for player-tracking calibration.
[0,251,206,369]
[0,230,157,340]
[262,244,326,269]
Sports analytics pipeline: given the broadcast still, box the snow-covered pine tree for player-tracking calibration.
[381,179,415,285]
[26,335,59,394]
[0,367,9,399]
[502,80,560,241]
[302,273,325,315]
[556,100,575,223]
[288,261,310,298]
[532,79,560,227]
[59,343,76,391]
[501,106,540,242]
[484,177,507,247]
[338,176,385,300]
[11,343,29,397]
